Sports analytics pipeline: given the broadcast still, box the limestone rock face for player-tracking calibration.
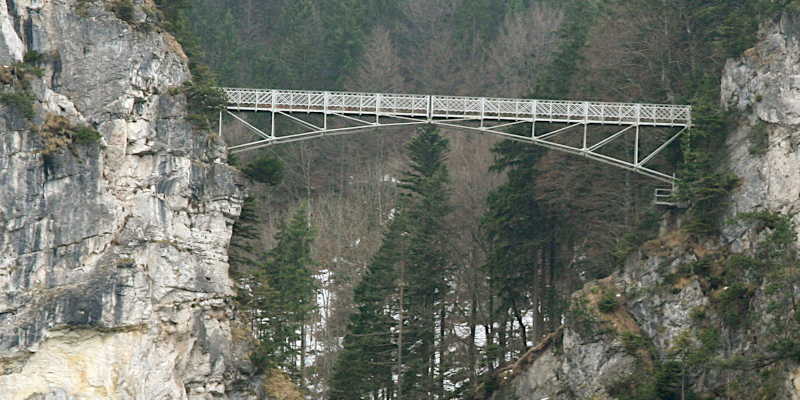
[495,12,800,400]
[721,12,800,223]
[0,1,253,399]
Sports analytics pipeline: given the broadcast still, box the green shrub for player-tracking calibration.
[567,297,601,337]
[598,291,619,313]
[608,360,688,400]
[23,50,44,65]
[620,332,649,355]
[767,338,800,362]
[676,99,740,236]
[724,254,764,281]
[243,156,284,185]
[76,0,94,16]
[689,306,707,323]
[748,121,769,156]
[680,257,711,277]
[72,125,102,144]
[182,68,227,130]
[714,283,752,327]
[0,91,35,119]
[110,0,136,23]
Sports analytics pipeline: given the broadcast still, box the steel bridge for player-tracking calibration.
[218,88,691,184]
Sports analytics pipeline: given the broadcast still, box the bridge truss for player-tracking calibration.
[219,88,691,183]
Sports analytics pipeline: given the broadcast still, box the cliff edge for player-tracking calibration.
[0,1,252,398]
[490,12,800,400]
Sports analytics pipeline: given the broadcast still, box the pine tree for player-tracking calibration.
[251,205,318,373]
[328,127,453,399]
[399,126,452,399]
[328,215,406,400]
[480,136,568,366]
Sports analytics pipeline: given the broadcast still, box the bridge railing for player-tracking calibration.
[221,88,691,127]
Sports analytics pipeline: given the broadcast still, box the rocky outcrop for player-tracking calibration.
[0,1,253,398]
[494,12,800,400]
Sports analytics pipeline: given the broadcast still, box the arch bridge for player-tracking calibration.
[218,88,691,185]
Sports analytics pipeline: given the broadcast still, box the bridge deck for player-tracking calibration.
[221,88,691,128]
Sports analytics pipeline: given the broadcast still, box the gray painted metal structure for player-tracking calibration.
[219,87,691,184]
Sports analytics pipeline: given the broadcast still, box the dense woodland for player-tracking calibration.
[157,0,800,398]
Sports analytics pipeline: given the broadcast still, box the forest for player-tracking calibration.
[160,0,798,398]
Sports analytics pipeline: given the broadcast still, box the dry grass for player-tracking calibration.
[263,369,304,400]
[583,278,654,368]
[39,114,74,154]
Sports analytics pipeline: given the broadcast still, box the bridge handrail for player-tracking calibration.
[220,88,692,127]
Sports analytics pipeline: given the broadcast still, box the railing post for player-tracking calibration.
[636,104,641,125]
[271,90,276,138]
[481,97,486,127]
[583,102,589,122]
[376,93,381,124]
[324,91,329,130]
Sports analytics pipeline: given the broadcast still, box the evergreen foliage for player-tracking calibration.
[110,0,136,24]
[154,0,226,131]
[249,206,318,372]
[533,0,597,98]
[328,126,453,398]
[482,140,555,357]
[243,155,285,186]
[183,0,800,396]
[328,216,404,399]
[398,127,452,399]
[0,91,34,120]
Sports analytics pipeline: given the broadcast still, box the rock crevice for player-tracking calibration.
[0,1,252,399]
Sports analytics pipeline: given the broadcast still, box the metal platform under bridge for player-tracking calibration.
[218,87,691,184]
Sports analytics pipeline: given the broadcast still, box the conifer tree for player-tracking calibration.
[398,126,452,399]
[251,205,318,373]
[328,215,406,400]
[328,126,453,399]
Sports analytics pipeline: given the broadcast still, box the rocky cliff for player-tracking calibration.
[493,12,800,400]
[0,1,253,398]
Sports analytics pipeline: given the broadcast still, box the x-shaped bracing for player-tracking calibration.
[219,88,691,183]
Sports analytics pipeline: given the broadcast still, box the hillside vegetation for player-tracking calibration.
[182,0,799,397]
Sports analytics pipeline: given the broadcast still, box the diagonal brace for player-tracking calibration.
[226,111,272,140]
[537,123,582,140]
[278,112,323,131]
[587,125,634,152]
[637,127,688,167]
[331,113,378,126]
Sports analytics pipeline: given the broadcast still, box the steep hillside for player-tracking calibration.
[0,1,254,398]
[490,13,800,400]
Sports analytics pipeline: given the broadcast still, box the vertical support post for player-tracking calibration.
[271,89,277,138]
[635,125,640,165]
[583,124,588,149]
[532,100,537,137]
[376,94,381,125]
[323,91,329,131]
[636,104,641,125]
[480,97,485,128]
[218,111,223,137]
